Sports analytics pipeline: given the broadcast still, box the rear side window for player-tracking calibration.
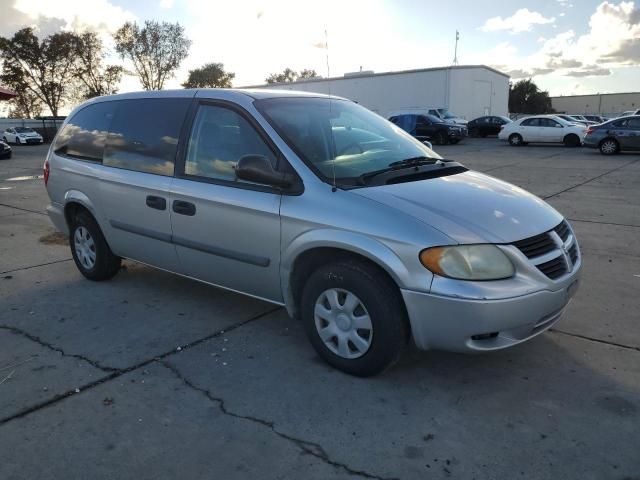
[521,118,539,127]
[103,98,190,176]
[54,102,115,161]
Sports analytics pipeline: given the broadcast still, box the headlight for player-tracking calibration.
[419,245,515,280]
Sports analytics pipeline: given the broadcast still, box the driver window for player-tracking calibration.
[184,105,276,181]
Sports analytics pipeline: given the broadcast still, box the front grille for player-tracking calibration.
[555,220,570,242]
[512,220,579,280]
[513,232,556,259]
[536,256,567,279]
[568,243,579,264]
[26,138,40,144]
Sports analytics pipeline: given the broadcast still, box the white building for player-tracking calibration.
[246,65,509,121]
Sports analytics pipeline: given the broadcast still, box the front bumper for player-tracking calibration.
[401,271,580,353]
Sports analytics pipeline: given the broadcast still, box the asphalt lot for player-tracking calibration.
[0,139,639,479]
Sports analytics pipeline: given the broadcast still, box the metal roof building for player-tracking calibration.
[245,65,510,121]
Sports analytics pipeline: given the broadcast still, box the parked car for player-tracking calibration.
[568,115,598,126]
[619,110,638,118]
[582,115,607,123]
[499,115,587,147]
[389,113,467,145]
[583,115,640,155]
[0,140,11,159]
[2,127,44,145]
[467,115,512,137]
[427,108,468,125]
[555,114,589,126]
[45,90,581,376]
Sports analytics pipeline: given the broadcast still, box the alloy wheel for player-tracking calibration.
[314,288,373,359]
[601,140,617,154]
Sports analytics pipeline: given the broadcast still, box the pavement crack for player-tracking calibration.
[543,158,639,200]
[550,329,640,352]
[0,308,279,426]
[0,325,118,373]
[1,258,73,275]
[0,202,47,216]
[159,360,396,480]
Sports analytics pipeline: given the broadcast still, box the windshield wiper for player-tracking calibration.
[387,156,441,169]
[358,157,441,185]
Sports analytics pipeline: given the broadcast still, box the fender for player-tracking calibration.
[280,228,433,317]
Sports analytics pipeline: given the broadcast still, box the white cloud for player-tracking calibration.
[481,8,555,33]
[13,0,135,33]
[484,1,640,79]
[160,0,174,8]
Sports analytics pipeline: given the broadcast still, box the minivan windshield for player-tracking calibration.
[255,97,442,186]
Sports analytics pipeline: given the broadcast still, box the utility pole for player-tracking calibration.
[453,30,459,65]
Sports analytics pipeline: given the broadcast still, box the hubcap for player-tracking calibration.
[74,226,96,269]
[511,135,520,145]
[314,288,373,359]
[602,141,616,154]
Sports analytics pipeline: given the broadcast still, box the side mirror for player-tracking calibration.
[235,154,294,188]
[423,140,433,149]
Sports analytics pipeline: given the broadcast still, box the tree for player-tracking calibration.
[114,20,191,90]
[508,79,554,114]
[265,68,319,84]
[8,89,43,119]
[0,28,79,117]
[182,62,234,88]
[73,32,123,100]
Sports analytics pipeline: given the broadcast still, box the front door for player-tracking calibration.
[623,117,640,150]
[170,101,283,302]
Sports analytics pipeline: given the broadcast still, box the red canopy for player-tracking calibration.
[0,86,18,100]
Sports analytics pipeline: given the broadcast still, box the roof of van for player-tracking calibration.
[90,88,342,102]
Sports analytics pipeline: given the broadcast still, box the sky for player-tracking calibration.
[1,0,639,102]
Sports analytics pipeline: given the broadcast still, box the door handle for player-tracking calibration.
[172,200,196,216]
[146,195,166,210]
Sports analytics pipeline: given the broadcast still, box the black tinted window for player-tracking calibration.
[54,102,115,161]
[627,118,640,129]
[103,98,190,176]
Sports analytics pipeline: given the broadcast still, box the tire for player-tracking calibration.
[69,210,121,281]
[508,133,524,146]
[300,260,408,377]
[563,134,581,147]
[434,131,448,145]
[599,138,619,155]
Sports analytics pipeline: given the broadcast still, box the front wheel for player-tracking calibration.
[300,260,408,376]
[69,211,121,281]
[434,131,448,145]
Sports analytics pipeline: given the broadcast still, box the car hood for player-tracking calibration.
[353,170,563,244]
[20,132,41,137]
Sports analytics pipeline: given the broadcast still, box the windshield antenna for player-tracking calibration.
[324,28,337,192]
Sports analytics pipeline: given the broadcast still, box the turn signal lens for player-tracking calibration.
[419,245,515,281]
[43,159,50,186]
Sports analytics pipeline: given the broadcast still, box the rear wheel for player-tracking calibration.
[300,260,408,376]
[599,138,619,155]
[563,134,581,147]
[69,210,121,281]
[508,133,524,146]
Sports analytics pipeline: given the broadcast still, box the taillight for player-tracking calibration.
[586,127,594,135]
[43,159,50,186]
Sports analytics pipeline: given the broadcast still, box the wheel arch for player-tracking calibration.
[63,190,99,227]
[281,230,415,319]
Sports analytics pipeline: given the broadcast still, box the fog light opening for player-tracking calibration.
[471,332,499,341]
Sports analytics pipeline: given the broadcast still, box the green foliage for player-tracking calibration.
[0,27,78,117]
[182,62,235,88]
[265,68,319,84]
[73,32,123,100]
[114,20,191,90]
[508,79,554,114]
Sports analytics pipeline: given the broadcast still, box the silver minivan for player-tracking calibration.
[45,89,581,376]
